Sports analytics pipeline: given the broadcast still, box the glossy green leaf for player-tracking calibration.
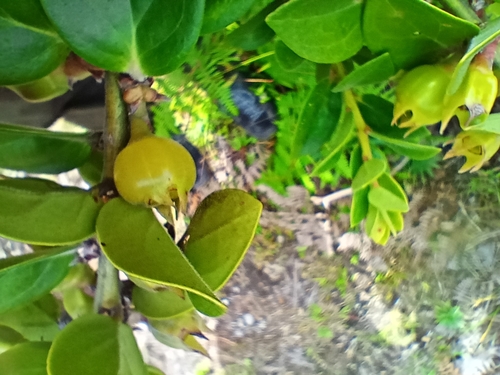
[369,132,441,160]
[41,0,204,76]
[292,81,342,159]
[351,158,386,192]
[368,187,409,213]
[0,123,92,174]
[448,17,500,95]
[48,314,147,375]
[0,341,51,375]
[0,3,69,85]
[275,40,305,71]
[96,198,225,317]
[0,295,60,341]
[377,172,407,204]
[226,1,279,50]
[311,111,355,175]
[0,178,100,245]
[183,190,261,309]
[333,53,395,92]
[363,0,479,69]
[266,0,363,63]
[0,326,26,354]
[0,247,74,315]
[202,0,255,34]
[350,186,369,227]
[132,287,194,319]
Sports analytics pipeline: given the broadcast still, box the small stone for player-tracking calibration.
[277,235,285,244]
[221,298,230,306]
[233,329,244,338]
[243,313,255,326]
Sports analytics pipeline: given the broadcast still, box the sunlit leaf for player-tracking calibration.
[183,189,261,310]
[96,198,225,317]
[0,178,100,245]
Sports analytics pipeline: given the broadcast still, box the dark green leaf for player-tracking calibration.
[350,186,369,227]
[47,314,147,375]
[41,0,204,76]
[266,0,363,63]
[333,53,395,92]
[292,81,342,159]
[275,40,305,71]
[448,17,500,95]
[0,3,69,85]
[0,295,60,341]
[202,0,255,34]
[363,0,479,69]
[369,132,441,160]
[351,158,386,192]
[226,1,279,50]
[368,187,409,212]
[0,123,92,174]
[311,111,355,175]
[0,178,100,245]
[0,341,51,375]
[96,198,225,317]
[132,288,194,319]
[0,247,74,315]
[0,326,25,354]
[183,189,262,291]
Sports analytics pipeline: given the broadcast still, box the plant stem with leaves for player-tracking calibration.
[94,72,129,320]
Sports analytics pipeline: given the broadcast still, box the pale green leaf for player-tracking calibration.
[351,158,386,192]
[0,341,51,375]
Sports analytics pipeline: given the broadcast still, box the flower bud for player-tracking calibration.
[441,57,498,133]
[393,64,451,135]
[443,129,500,173]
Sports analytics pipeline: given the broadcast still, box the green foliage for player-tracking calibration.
[435,301,465,330]
[0,0,499,371]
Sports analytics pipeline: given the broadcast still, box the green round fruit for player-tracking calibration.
[114,136,196,211]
